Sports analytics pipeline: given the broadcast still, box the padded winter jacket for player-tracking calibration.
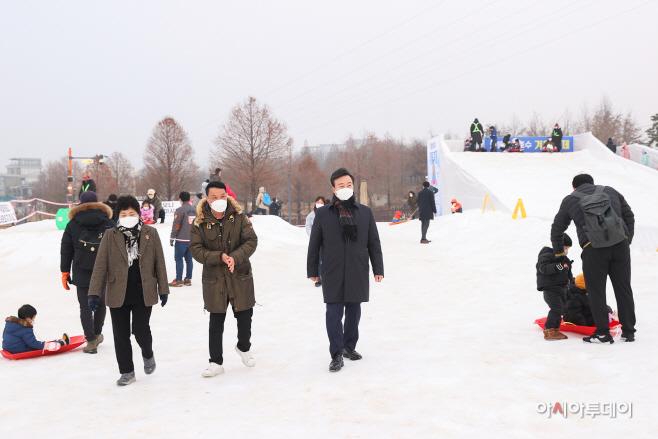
[536,247,572,291]
[305,210,316,237]
[563,285,594,326]
[2,317,44,354]
[60,202,116,288]
[147,195,163,222]
[170,202,197,242]
[550,183,634,255]
[190,198,258,313]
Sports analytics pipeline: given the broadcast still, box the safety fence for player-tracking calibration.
[0,198,70,228]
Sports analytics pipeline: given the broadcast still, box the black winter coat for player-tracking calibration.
[536,247,572,291]
[606,138,616,154]
[60,202,116,288]
[550,183,634,254]
[551,127,563,151]
[307,199,384,303]
[269,201,282,217]
[470,122,484,143]
[103,201,119,222]
[417,188,437,220]
[563,285,594,326]
[79,179,97,200]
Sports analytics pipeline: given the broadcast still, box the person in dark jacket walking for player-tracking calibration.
[307,168,384,372]
[103,194,119,222]
[417,181,437,244]
[550,173,636,343]
[552,124,563,152]
[190,182,258,378]
[536,234,573,340]
[169,192,196,287]
[605,138,616,154]
[470,118,484,151]
[79,175,97,201]
[489,126,498,152]
[209,168,222,183]
[60,190,115,354]
[88,195,170,385]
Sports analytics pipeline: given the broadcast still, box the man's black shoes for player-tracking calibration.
[621,333,635,342]
[583,334,614,344]
[329,353,344,372]
[343,347,362,361]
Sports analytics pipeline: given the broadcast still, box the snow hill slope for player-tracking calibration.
[1,214,657,438]
[440,132,658,250]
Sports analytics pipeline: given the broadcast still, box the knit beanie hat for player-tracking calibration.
[80,191,98,204]
[575,274,586,290]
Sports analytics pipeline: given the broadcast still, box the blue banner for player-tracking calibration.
[482,136,574,152]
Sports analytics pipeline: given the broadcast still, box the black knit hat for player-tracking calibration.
[563,233,573,247]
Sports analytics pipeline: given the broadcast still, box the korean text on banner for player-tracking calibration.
[161,201,178,222]
[484,136,574,152]
[0,202,18,226]
[427,139,442,216]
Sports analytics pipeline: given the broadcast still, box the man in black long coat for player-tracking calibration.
[307,168,384,372]
[470,118,484,151]
[552,124,564,152]
[417,181,437,243]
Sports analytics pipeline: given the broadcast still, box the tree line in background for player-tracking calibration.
[34,94,657,219]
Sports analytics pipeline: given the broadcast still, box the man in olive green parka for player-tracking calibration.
[190,181,258,377]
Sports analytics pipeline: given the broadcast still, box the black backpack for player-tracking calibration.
[571,186,626,248]
[74,226,107,271]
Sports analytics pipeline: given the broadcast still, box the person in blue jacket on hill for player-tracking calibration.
[489,126,498,152]
[3,305,69,354]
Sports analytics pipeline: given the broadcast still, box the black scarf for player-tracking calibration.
[117,219,142,266]
[333,195,357,242]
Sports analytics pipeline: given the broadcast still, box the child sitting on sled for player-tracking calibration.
[3,305,70,354]
[451,199,462,214]
[391,211,406,223]
[564,274,615,327]
[536,234,572,340]
[141,200,155,224]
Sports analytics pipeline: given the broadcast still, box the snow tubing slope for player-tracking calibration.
[1,335,86,360]
[437,132,658,251]
[534,317,621,336]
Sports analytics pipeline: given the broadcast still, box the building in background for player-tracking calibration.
[0,158,42,199]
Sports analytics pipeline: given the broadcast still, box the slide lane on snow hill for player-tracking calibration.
[438,133,658,251]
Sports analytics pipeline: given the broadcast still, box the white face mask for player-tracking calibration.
[119,216,139,229]
[335,187,354,201]
[211,199,227,213]
[315,203,324,209]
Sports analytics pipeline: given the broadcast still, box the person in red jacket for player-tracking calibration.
[451,199,462,214]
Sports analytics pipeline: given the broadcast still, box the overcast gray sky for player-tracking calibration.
[1,0,657,172]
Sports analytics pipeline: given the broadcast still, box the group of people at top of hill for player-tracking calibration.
[464,119,564,153]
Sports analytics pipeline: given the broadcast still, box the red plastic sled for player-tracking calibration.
[534,318,621,336]
[1,335,86,360]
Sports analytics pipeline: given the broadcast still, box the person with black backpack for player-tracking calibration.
[550,173,636,343]
[60,191,116,353]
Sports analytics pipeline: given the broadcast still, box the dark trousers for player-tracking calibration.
[543,288,566,329]
[209,307,253,364]
[174,241,193,281]
[158,209,165,223]
[421,219,430,240]
[582,239,636,336]
[326,302,361,357]
[490,137,497,151]
[109,303,153,374]
[254,208,267,215]
[76,286,106,341]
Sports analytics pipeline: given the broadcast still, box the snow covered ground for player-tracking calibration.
[1,211,657,438]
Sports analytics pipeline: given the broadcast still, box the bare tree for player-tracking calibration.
[104,152,134,196]
[142,117,200,201]
[33,156,82,207]
[525,111,552,137]
[212,96,293,210]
